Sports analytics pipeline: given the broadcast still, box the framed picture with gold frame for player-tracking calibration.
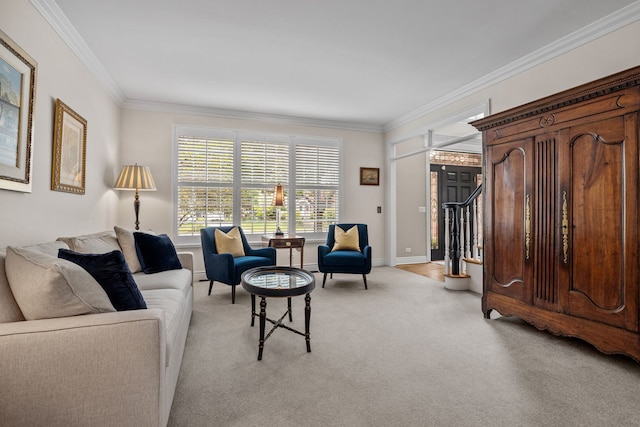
[360,167,380,186]
[0,29,37,193]
[51,99,87,194]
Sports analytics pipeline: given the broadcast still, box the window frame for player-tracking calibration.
[173,125,343,245]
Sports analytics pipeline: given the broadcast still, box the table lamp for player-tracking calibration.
[114,164,156,230]
[273,183,284,236]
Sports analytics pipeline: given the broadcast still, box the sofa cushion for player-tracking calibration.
[58,249,147,311]
[114,226,143,273]
[57,231,121,254]
[0,248,25,323]
[0,241,70,323]
[5,246,115,320]
[141,288,187,367]
[21,240,70,257]
[134,233,182,274]
[133,268,192,293]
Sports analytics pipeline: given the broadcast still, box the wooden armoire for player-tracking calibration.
[471,66,640,361]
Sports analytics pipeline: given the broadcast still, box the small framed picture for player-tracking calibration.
[360,167,380,186]
[51,99,87,194]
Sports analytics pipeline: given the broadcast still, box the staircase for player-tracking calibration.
[442,184,483,293]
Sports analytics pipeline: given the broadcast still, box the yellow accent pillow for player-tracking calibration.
[332,225,360,252]
[215,227,246,257]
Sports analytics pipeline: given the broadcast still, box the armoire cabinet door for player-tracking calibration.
[485,139,534,304]
[558,115,639,331]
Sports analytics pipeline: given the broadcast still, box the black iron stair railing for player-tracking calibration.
[442,184,482,276]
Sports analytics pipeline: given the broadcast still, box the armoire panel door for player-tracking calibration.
[485,139,534,304]
[559,115,639,331]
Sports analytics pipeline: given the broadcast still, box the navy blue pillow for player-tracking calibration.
[133,232,182,274]
[58,249,146,311]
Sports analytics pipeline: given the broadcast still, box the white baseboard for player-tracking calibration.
[395,256,428,265]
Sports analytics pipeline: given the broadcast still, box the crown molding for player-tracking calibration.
[123,99,384,133]
[33,0,640,134]
[31,0,382,133]
[384,0,640,132]
[31,0,126,104]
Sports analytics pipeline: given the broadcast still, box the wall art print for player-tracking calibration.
[51,99,87,194]
[0,29,37,192]
[360,167,380,186]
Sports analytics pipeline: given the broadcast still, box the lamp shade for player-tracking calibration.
[273,183,284,206]
[114,164,156,191]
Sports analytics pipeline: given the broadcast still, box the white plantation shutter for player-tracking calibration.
[175,127,341,242]
[295,143,340,233]
[177,134,234,238]
[241,139,289,185]
[240,138,289,234]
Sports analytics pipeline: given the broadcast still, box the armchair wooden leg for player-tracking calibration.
[322,273,327,288]
[363,274,368,290]
[208,280,214,295]
[232,285,236,304]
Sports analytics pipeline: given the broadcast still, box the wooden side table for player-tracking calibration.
[262,235,305,268]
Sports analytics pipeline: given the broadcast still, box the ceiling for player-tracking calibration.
[46,0,639,130]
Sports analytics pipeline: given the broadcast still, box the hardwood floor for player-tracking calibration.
[396,262,445,282]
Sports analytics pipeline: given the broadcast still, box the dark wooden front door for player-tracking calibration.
[430,164,481,261]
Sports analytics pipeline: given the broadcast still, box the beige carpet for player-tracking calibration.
[168,267,640,426]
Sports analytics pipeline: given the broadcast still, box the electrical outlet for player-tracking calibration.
[405,248,411,253]
[418,206,426,213]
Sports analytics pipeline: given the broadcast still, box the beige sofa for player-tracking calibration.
[0,230,193,427]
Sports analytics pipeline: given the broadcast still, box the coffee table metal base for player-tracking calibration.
[251,293,311,361]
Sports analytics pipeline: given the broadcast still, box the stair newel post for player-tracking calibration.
[444,207,450,275]
[459,208,465,274]
[444,202,461,276]
[465,205,471,260]
[472,198,479,260]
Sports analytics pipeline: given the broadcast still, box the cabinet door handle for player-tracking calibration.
[562,190,569,264]
[525,194,531,260]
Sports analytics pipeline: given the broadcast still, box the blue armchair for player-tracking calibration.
[200,226,276,303]
[318,223,372,289]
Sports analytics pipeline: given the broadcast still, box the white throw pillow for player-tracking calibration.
[5,246,115,320]
[114,226,143,273]
[58,231,120,254]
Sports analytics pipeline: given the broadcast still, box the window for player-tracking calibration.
[295,143,340,233]
[240,136,289,235]
[174,126,341,244]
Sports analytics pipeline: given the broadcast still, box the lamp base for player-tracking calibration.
[134,190,140,230]
[274,227,284,237]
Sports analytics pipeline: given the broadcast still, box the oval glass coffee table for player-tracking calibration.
[241,266,315,360]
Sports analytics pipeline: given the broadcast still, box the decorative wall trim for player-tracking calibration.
[384,1,640,132]
[123,99,384,133]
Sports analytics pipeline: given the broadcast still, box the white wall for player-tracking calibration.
[119,108,385,276]
[387,19,640,263]
[0,1,120,246]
